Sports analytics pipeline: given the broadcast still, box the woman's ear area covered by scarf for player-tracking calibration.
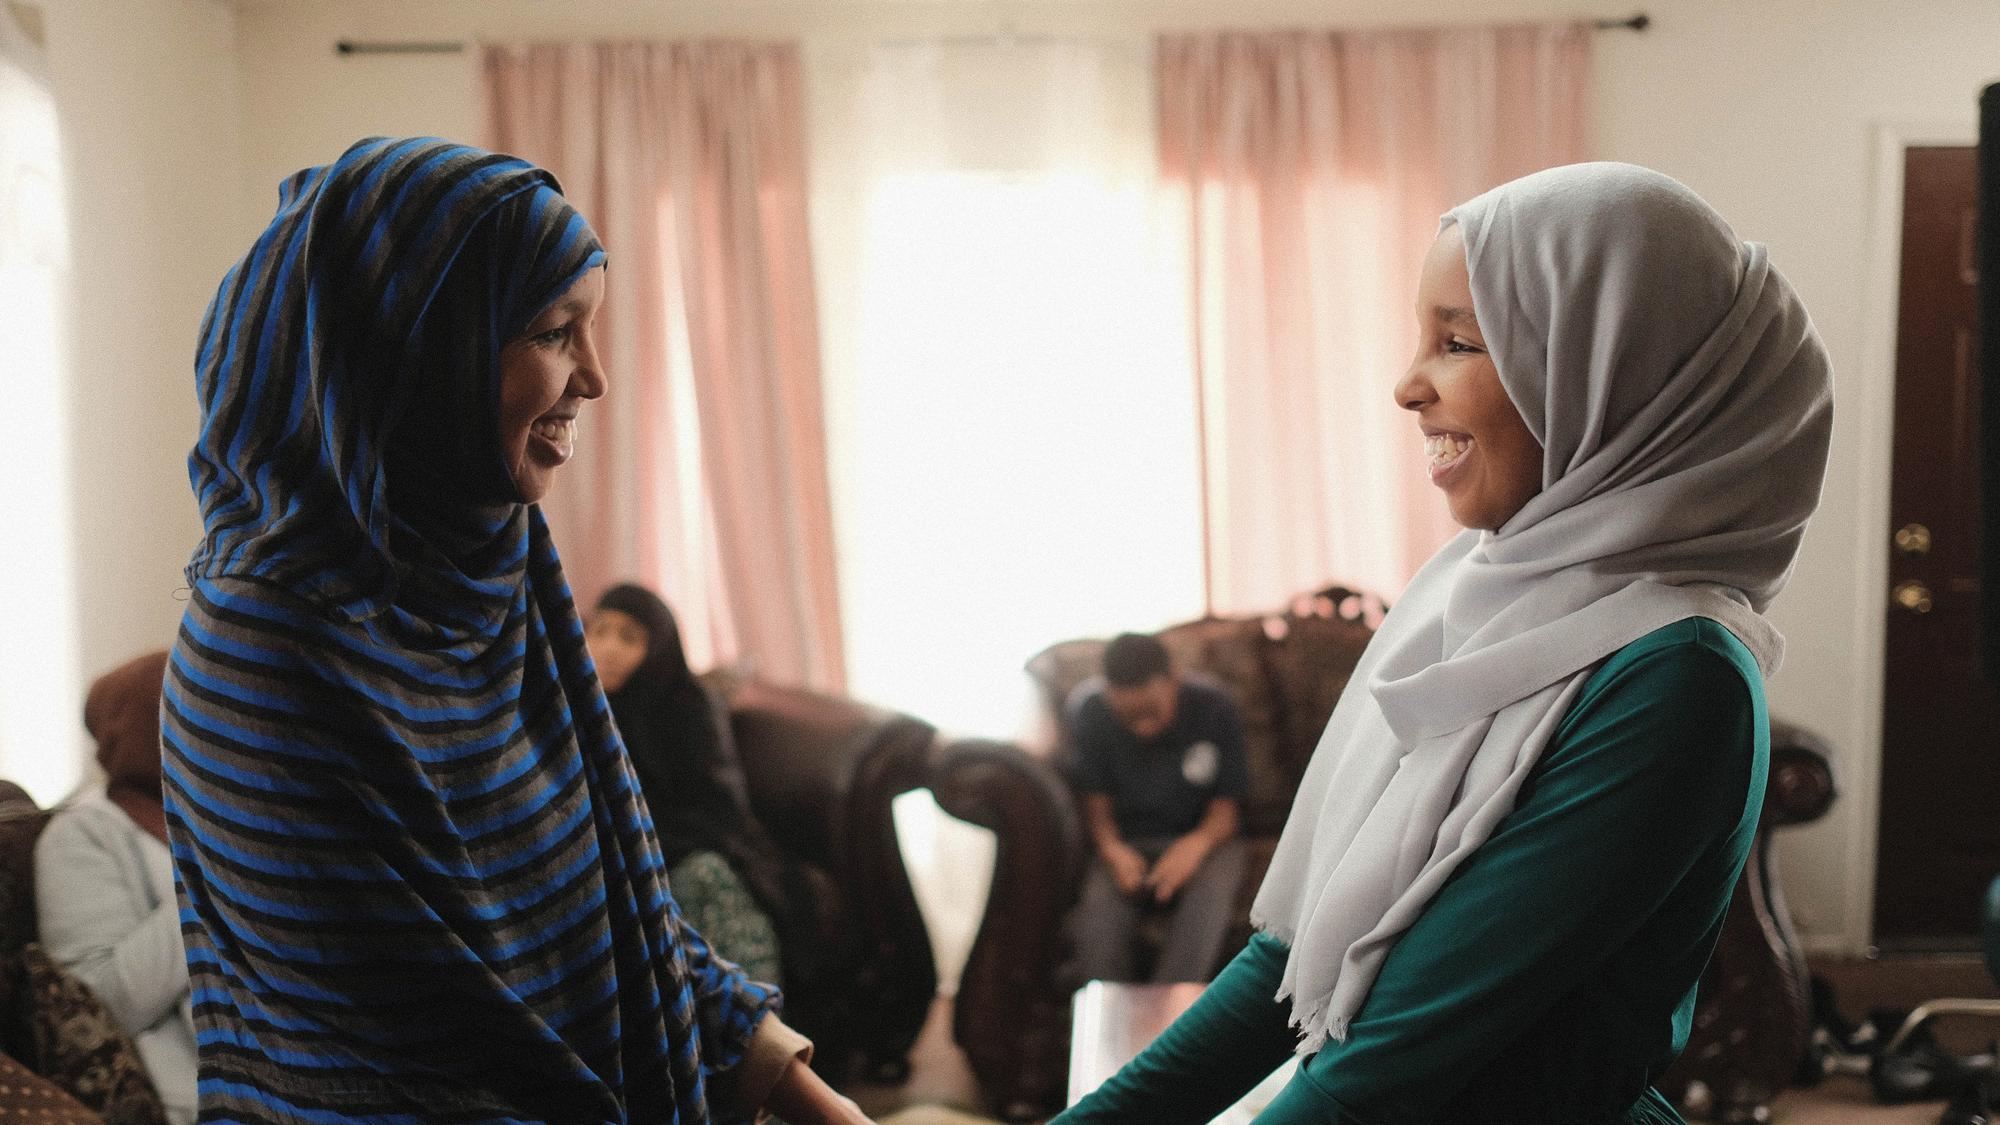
[1448,163,1748,495]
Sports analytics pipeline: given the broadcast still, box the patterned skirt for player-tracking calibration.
[667,851,784,987]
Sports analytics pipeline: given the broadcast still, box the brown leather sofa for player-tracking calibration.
[1655,721,1838,1125]
[931,588,1837,1121]
[703,675,941,1083]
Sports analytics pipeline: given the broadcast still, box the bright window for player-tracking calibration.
[838,166,1205,738]
[812,39,1206,990]
[0,12,80,804]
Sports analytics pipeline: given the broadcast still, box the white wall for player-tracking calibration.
[215,0,2000,956]
[1588,0,2000,957]
[6,0,249,802]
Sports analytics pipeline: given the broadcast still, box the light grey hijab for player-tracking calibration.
[1250,162,1833,1053]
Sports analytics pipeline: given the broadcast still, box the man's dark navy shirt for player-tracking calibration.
[1067,676,1250,840]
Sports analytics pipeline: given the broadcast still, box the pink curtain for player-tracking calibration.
[485,42,846,690]
[1159,25,1591,613]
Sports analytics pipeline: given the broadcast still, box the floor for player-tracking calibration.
[1769,1079,1952,1125]
[849,954,2000,1125]
[849,1000,1965,1124]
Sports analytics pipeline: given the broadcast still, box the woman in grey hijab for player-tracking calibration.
[1056,162,1833,1124]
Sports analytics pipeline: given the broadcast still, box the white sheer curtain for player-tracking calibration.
[809,35,1204,990]
[813,36,1203,740]
[0,3,81,804]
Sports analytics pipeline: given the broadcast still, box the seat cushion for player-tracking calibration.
[0,1049,100,1123]
[16,944,167,1125]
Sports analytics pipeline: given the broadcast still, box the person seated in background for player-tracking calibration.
[34,650,194,1125]
[588,583,812,988]
[1067,632,1250,984]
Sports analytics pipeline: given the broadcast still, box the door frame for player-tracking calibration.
[1846,119,1979,955]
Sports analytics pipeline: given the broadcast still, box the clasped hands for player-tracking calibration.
[1103,834,1214,904]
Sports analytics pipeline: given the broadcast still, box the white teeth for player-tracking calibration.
[532,418,575,442]
[1425,434,1470,466]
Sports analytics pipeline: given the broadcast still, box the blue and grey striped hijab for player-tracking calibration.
[186,135,605,624]
[165,138,778,1123]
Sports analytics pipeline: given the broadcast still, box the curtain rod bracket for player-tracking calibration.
[1592,13,1650,32]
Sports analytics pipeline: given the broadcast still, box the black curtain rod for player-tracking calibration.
[335,15,1649,56]
[336,40,464,55]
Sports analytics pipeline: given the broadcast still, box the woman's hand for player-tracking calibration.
[763,1057,875,1124]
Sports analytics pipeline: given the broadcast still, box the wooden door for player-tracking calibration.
[1875,145,2000,949]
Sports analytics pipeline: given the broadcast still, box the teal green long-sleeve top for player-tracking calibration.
[1054,617,1767,1125]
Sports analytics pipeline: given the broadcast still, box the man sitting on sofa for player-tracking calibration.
[1066,633,1250,984]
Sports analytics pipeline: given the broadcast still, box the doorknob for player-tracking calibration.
[1892,580,1934,614]
[1894,523,1932,555]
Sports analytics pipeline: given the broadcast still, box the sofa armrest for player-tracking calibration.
[932,738,1084,1117]
[1659,718,1837,1124]
[1765,720,1836,828]
[724,680,939,1071]
[727,680,932,869]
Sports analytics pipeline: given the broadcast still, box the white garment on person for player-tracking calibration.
[34,788,197,1124]
[1250,162,1834,1053]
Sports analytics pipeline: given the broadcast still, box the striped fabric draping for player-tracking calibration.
[165,137,776,1123]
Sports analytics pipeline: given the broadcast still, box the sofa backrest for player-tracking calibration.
[0,782,48,1063]
[0,783,48,968]
[1024,588,1378,838]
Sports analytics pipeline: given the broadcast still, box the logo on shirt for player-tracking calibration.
[1182,740,1220,786]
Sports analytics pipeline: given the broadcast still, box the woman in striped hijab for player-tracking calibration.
[163,138,867,1124]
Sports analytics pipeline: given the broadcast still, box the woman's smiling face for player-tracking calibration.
[1393,225,1544,532]
[498,266,607,503]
